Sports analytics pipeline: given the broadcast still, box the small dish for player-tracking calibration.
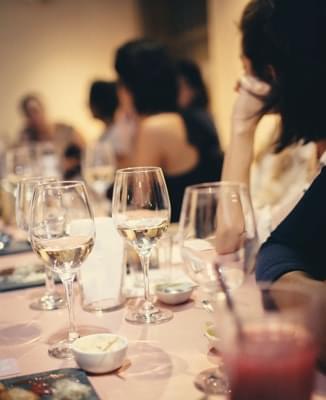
[155,282,196,305]
[204,322,219,352]
[71,334,128,374]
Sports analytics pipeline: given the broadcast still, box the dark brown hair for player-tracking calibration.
[241,0,326,151]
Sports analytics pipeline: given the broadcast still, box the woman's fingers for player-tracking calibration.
[239,75,271,97]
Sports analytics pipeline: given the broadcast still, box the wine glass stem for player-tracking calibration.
[44,266,55,295]
[61,275,78,343]
[139,253,154,311]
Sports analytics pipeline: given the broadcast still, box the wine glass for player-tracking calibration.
[83,141,116,214]
[16,177,65,311]
[112,166,173,324]
[29,181,95,359]
[4,145,41,191]
[178,182,258,395]
[1,146,41,224]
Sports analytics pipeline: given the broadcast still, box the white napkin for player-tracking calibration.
[79,217,125,306]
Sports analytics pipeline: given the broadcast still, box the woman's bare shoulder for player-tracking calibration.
[140,113,184,137]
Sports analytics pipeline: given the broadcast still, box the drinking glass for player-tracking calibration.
[178,182,258,395]
[29,181,95,359]
[35,142,61,178]
[16,177,65,311]
[4,145,41,192]
[83,141,116,213]
[215,283,320,400]
[112,166,173,324]
[2,146,41,224]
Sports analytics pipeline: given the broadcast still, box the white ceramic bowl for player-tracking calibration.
[204,322,219,352]
[71,333,128,374]
[155,282,196,305]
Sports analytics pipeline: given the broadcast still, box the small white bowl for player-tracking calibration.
[155,282,196,305]
[204,322,220,352]
[71,333,128,374]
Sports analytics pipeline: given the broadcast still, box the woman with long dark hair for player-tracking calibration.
[115,39,223,221]
[228,0,326,363]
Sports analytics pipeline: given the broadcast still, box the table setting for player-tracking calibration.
[0,164,325,400]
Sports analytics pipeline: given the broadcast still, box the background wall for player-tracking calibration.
[0,0,142,143]
[208,0,247,149]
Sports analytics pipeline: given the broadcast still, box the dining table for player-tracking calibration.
[1,249,326,400]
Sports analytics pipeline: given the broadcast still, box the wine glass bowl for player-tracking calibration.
[112,167,173,324]
[16,176,65,311]
[179,182,258,295]
[29,181,95,358]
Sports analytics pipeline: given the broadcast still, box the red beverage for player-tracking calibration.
[225,327,317,400]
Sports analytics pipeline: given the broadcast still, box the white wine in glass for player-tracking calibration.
[83,141,116,204]
[112,167,173,324]
[16,176,65,311]
[30,181,95,359]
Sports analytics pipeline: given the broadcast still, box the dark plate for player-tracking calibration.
[0,263,60,292]
[0,239,31,256]
[0,368,100,399]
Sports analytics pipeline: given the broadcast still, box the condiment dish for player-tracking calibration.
[71,333,128,374]
[155,282,196,305]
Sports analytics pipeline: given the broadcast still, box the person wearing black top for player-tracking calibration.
[114,39,222,221]
[256,166,326,283]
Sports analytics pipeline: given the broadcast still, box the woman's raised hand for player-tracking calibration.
[232,74,271,135]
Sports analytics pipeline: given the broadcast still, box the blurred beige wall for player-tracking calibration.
[0,0,142,143]
[208,0,247,149]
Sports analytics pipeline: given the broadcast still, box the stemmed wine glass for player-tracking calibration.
[178,182,258,395]
[83,141,116,214]
[112,167,173,324]
[1,146,41,224]
[29,181,95,359]
[16,177,65,310]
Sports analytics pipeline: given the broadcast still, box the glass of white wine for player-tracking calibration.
[112,167,173,324]
[83,141,116,214]
[1,146,41,224]
[29,181,95,359]
[16,176,65,311]
[178,182,258,395]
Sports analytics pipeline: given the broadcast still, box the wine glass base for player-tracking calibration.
[30,292,65,311]
[194,367,230,395]
[125,308,173,325]
[48,339,74,359]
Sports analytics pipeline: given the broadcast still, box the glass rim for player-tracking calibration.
[185,181,248,193]
[35,180,87,190]
[18,176,57,184]
[115,166,163,174]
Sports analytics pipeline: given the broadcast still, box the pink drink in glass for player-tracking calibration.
[225,326,317,400]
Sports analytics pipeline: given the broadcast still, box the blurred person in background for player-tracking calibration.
[89,80,118,142]
[63,144,82,180]
[177,59,209,111]
[176,58,223,166]
[18,94,85,176]
[89,80,136,165]
[115,39,222,222]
